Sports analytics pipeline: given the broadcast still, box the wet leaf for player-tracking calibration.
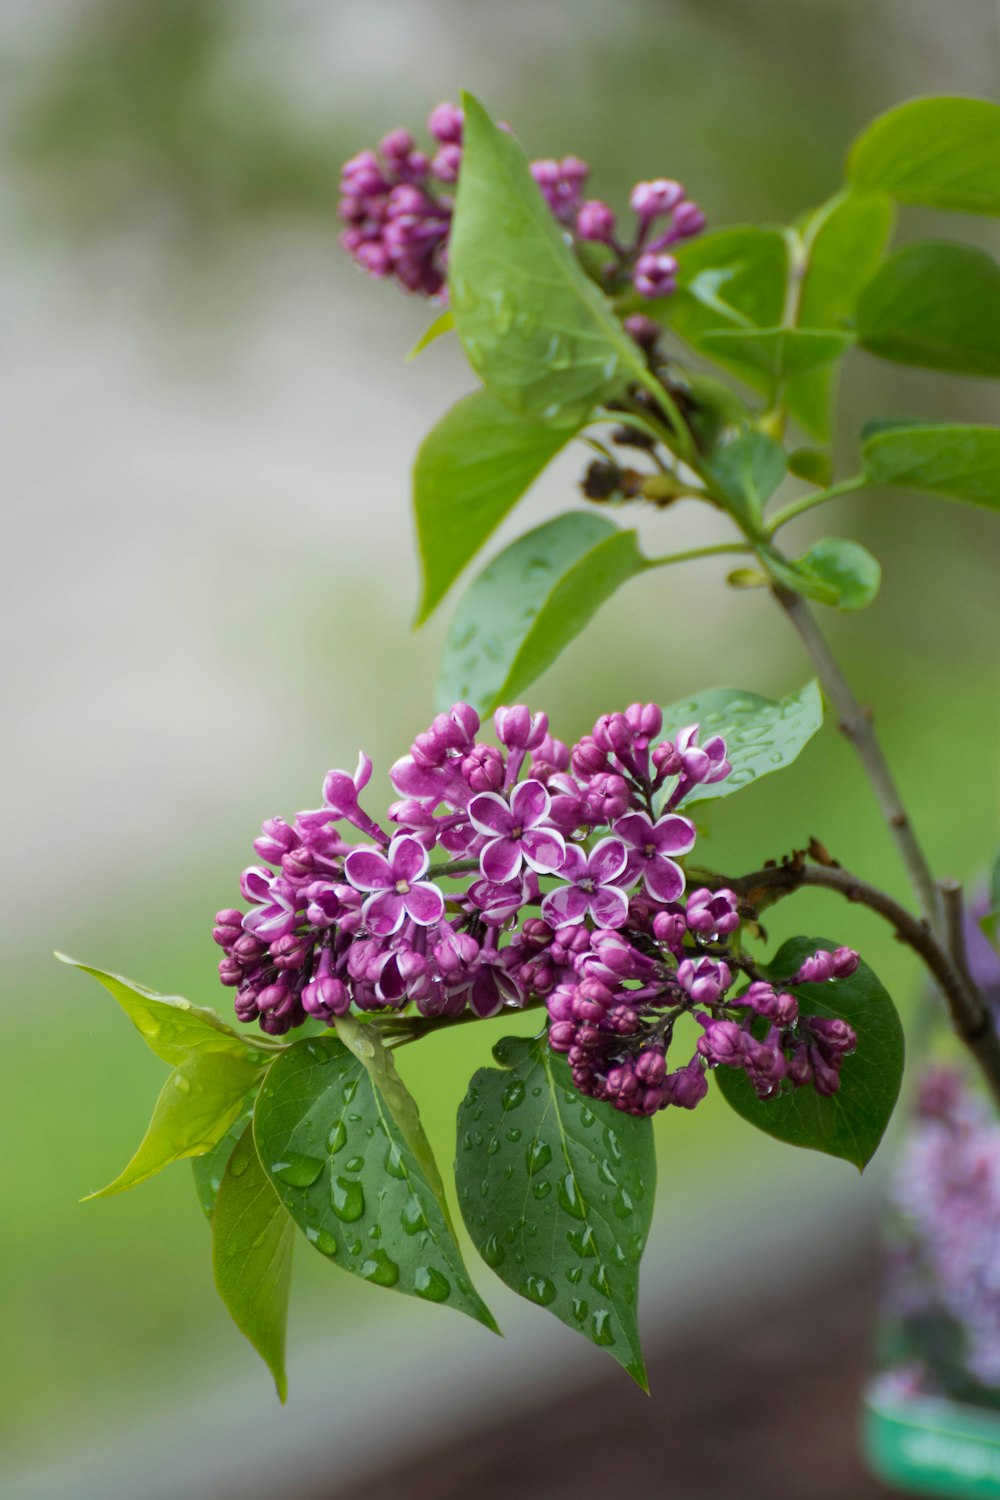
[254,1032,498,1330]
[659,682,824,805]
[716,937,904,1170]
[456,1034,655,1388]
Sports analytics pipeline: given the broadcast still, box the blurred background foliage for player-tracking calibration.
[3,0,998,1489]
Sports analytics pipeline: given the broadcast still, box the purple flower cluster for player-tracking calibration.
[339,102,704,303]
[213,700,858,1117]
[884,1069,1000,1390]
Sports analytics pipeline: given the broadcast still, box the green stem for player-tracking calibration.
[767,474,867,535]
[644,541,753,569]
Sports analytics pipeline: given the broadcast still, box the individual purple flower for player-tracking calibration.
[634,250,678,299]
[344,833,445,936]
[576,199,617,244]
[630,178,685,220]
[614,810,696,901]
[678,956,732,1005]
[468,779,566,883]
[685,886,740,938]
[673,723,732,789]
[541,838,631,930]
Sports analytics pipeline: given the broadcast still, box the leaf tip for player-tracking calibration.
[274,1370,289,1404]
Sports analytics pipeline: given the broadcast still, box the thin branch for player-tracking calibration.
[771,581,944,942]
[707,857,1000,1108]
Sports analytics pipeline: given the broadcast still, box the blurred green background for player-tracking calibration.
[3,0,998,1492]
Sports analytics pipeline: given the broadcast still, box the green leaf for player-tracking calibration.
[666,225,788,334]
[213,1122,294,1402]
[414,387,580,622]
[86,1049,263,1199]
[253,1032,498,1330]
[696,327,854,382]
[862,422,1000,512]
[761,538,881,612]
[659,682,824,805]
[449,94,647,427]
[56,954,274,1065]
[405,308,455,361]
[991,849,1000,918]
[856,242,1000,377]
[436,512,647,713]
[786,188,895,438]
[716,937,904,1170]
[705,431,787,533]
[192,1105,254,1220]
[848,96,1000,216]
[455,1034,655,1388]
[787,448,833,486]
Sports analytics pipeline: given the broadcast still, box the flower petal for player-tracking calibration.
[470,970,505,1018]
[587,836,628,886]
[644,857,685,904]
[554,842,587,882]
[390,756,448,801]
[589,885,629,929]
[403,881,446,927]
[541,884,591,926]
[362,889,405,936]
[651,814,696,856]
[522,827,566,874]
[481,836,522,884]
[389,833,430,884]
[344,846,393,891]
[510,778,550,829]
[613,811,654,849]
[468,791,513,839]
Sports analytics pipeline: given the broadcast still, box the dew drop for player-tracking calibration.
[572,1297,589,1324]
[505,1127,522,1143]
[360,1249,399,1287]
[520,1274,557,1307]
[566,1265,583,1285]
[501,1079,526,1111]
[271,1153,325,1188]
[532,1180,552,1199]
[345,1155,365,1173]
[172,1075,191,1094]
[414,1265,451,1302]
[343,1079,359,1104]
[579,1106,596,1128]
[315,1229,338,1257]
[327,1121,347,1155]
[590,1263,611,1296]
[613,1188,634,1220]
[526,1140,552,1176]
[401,1198,428,1236]
[384,1144,406,1180]
[568,1224,597,1259]
[229,1154,250,1179]
[591,1309,615,1346]
[558,1173,585,1220]
[331,1176,365,1222]
[482,1233,505,1268]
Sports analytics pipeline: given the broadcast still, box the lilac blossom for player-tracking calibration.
[541,838,631,929]
[339,103,704,309]
[468,779,566,882]
[213,700,860,1117]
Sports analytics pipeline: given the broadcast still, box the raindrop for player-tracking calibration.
[384,1144,406,1180]
[566,1265,583,1285]
[590,1263,611,1296]
[271,1154,325,1188]
[558,1173,585,1220]
[579,1107,596,1128]
[331,1176,365,1222]
[314,1229,338,1257]
[520,1275,557,1307]
[401,1198,428,1236]
[591,1309,615,1346]
[505,1128,522,1143]
[526,1140,552,1176]
[501,1079,526,1111]
[327,1121,347,1155]
[572,1297,589,1324]
[345,1156,365,1173]
[343,1079,359,1104]
[172,1075,191,1094]
[532,1180,552,1200]
[482,1234,505,1268]
[229,1154,250,1179]
[414,1266,451,1302]
[568,1225,597,1259]
[613,1188,634,1220]
[360,1250,399,1287]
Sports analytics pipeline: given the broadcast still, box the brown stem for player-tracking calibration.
[711,858,1000,1109]
[772,584,944,942]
